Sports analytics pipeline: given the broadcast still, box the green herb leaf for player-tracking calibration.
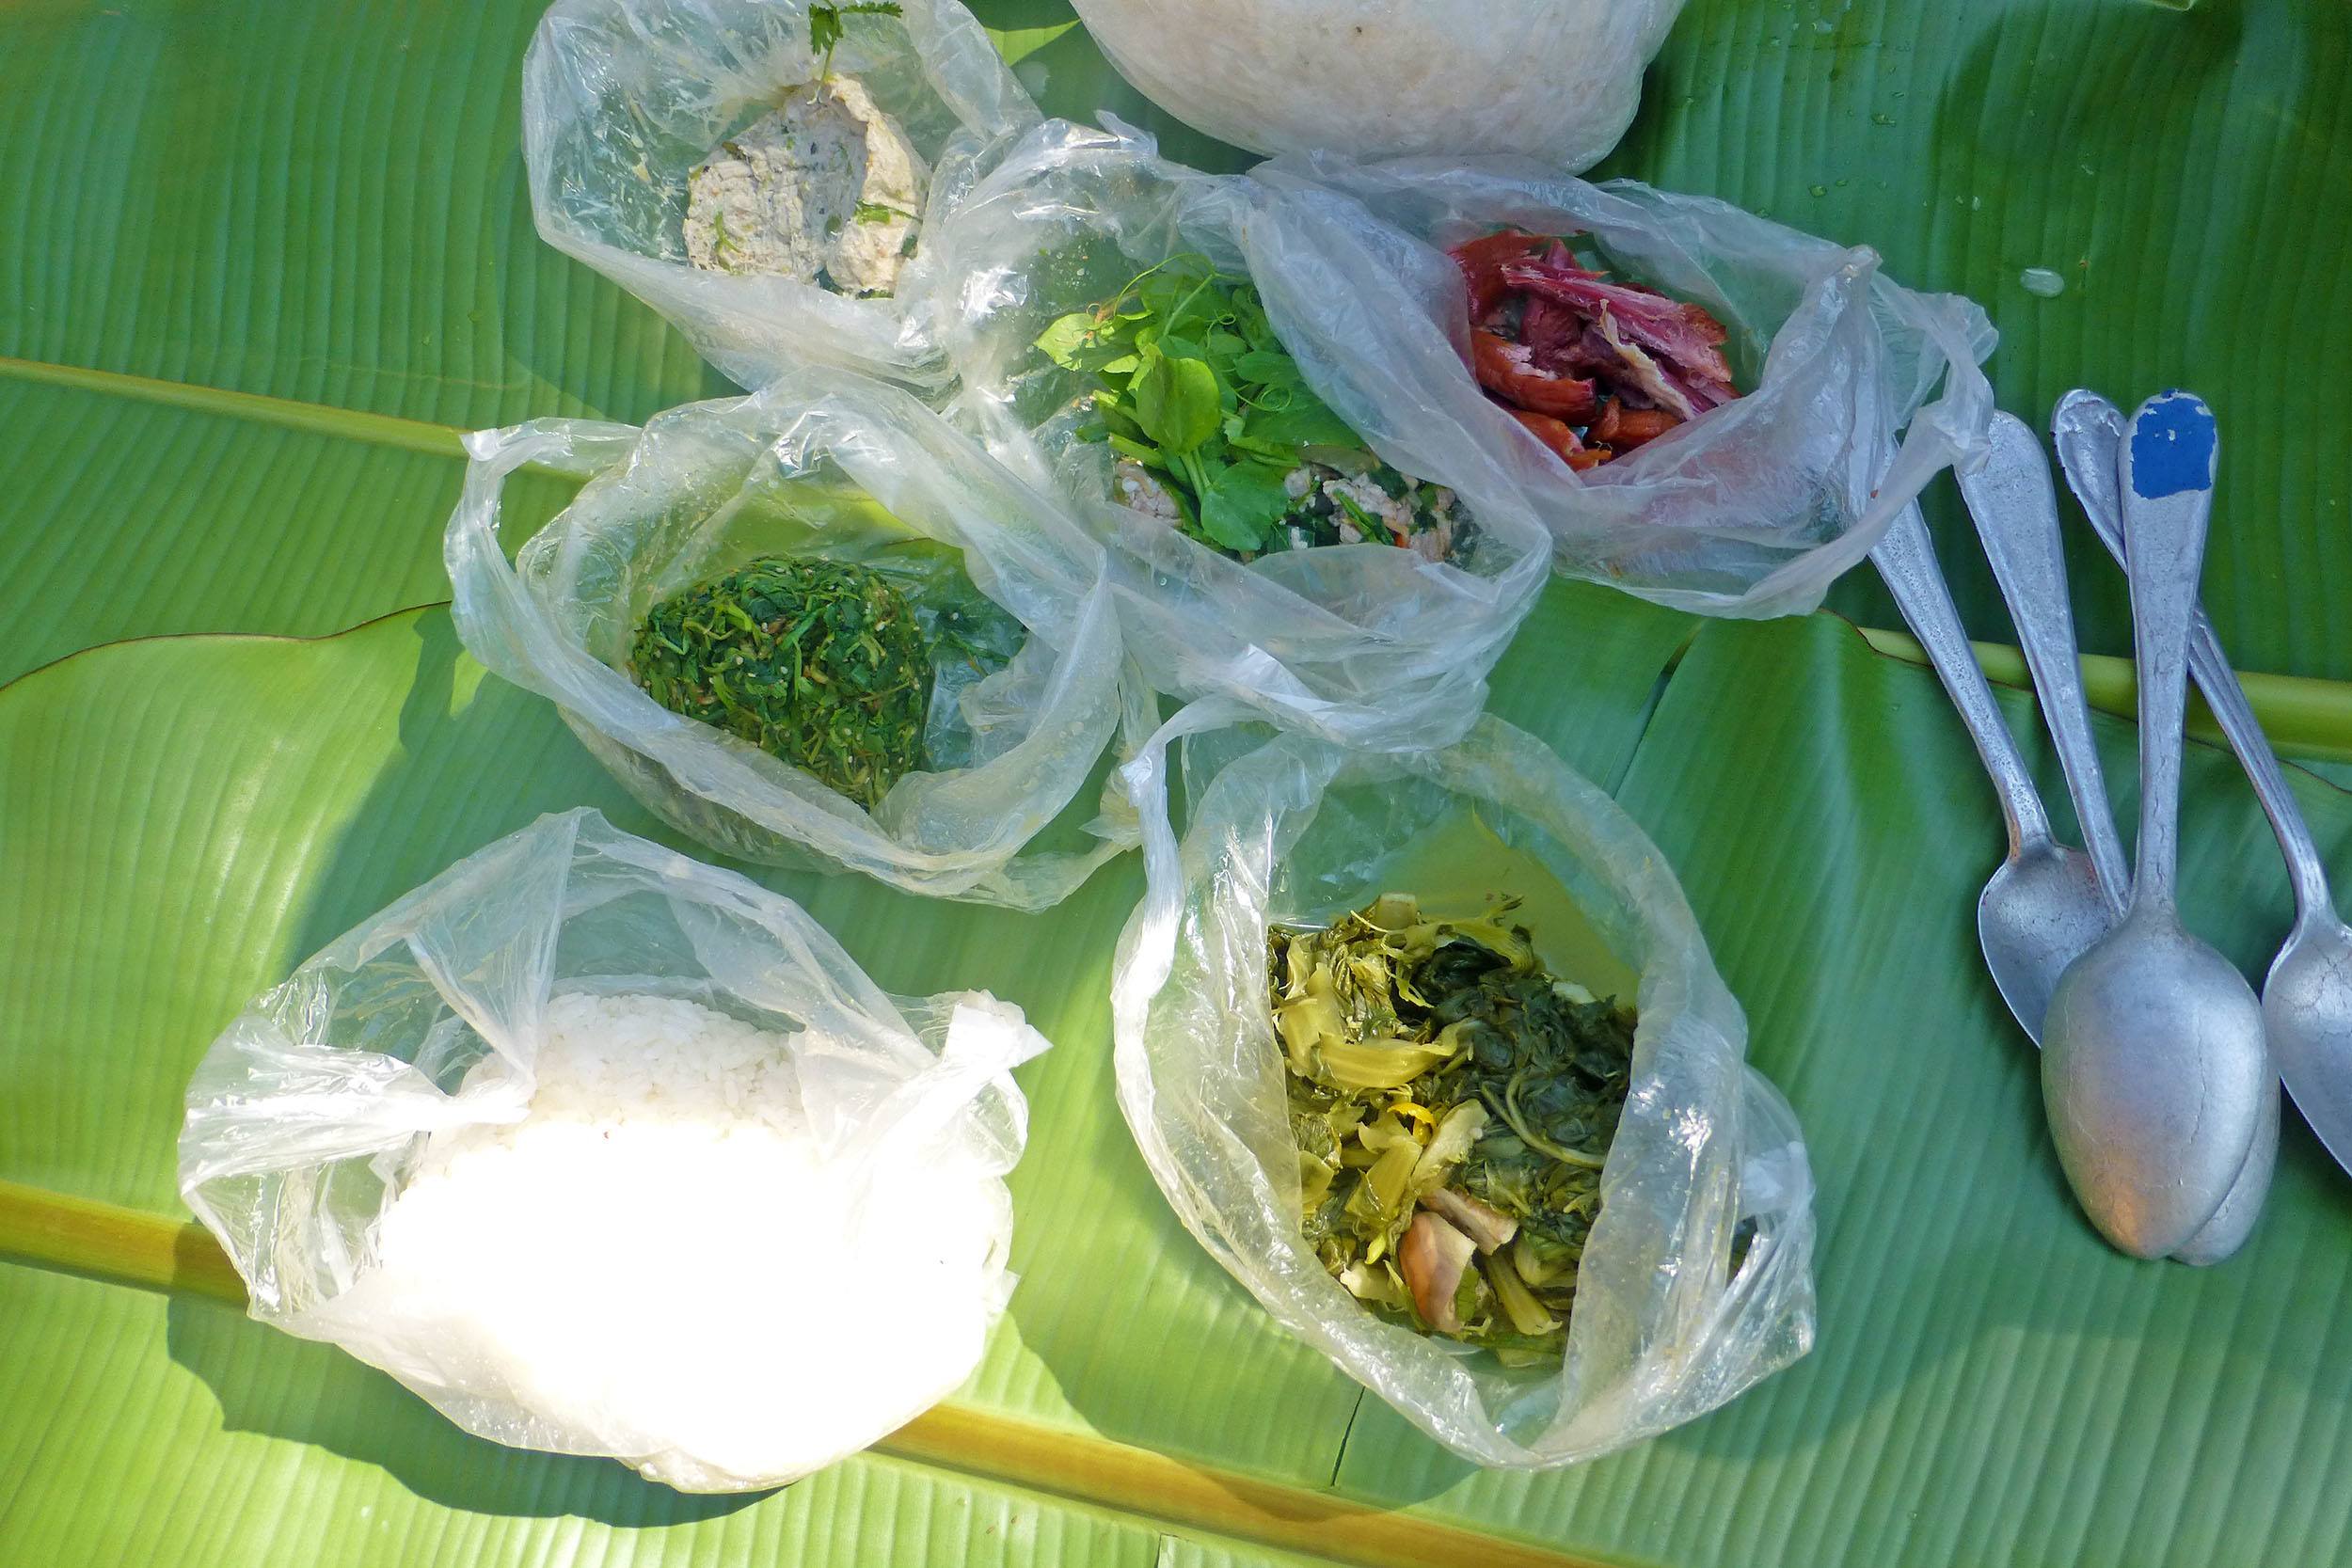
[1034,311,1099,370]
[1132,349,1222,457]
[1246,394,1364,452]
[1232,349,1303,388]
[1198,462,1296,553]
[808,1,901,76]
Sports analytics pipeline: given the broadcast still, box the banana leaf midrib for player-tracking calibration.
[9,351,2351,768]
[0,1180,1618,1568]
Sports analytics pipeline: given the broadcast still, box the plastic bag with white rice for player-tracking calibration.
[180,808,1049,1492]
[1067,0,1686,168]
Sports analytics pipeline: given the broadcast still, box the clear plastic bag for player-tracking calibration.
[922,119,1553,752]
[1066,0,1683,167]
[1250,150,1998,617]
[1110,702,1817,1465]
[181,807,1050,1491]
[445,366,1138,909]
[522,0,1039,388]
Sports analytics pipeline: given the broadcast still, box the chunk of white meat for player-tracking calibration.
[1113,458,1184,524]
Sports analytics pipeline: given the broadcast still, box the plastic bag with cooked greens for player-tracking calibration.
[1110,702,1817,1465]
[446,366,1140,909]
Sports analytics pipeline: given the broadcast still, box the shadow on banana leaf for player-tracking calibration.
[164,1293,766,1524]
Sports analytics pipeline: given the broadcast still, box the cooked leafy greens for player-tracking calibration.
[1031,252,1469,562]
[1273,892,1635,1365]
[628,555,936,809]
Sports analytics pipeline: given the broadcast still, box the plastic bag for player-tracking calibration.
[1066,0,1683,167]
[522,0,1039,388]
[922,118,1553,752]
[446,365,1138,910]
[1110,702,1817,1465]
[181,807,1049,1491]
[1249,150,1998,617]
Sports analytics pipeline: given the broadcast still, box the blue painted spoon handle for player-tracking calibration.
[2054,389,2335,927]
[2116,392,2220,913]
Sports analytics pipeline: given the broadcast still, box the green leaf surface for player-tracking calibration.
[1132,349,1222,456]
[0,0,727,429]
[1602,0,2352,683]
[0,372,578,686]
[0,584,1679,1564]
[8,0,2352,1564]
[0,1265,1311,1568]
[1198,460,1295,551]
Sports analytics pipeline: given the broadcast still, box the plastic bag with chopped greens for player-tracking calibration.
[1249,150,1997,616]
[446,365,1142,909]
[523,0,1038,389]
[1110,701,1817,1466]
[920,118,1552,753]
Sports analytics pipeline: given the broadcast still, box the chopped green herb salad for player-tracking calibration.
[1273,893,1635,1365]
[1031,253,1470,563]
[628,556,939,809]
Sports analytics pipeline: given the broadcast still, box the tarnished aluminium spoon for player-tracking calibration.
[2058,388,2351,1183]
[2040,392,2270,1258]
[1959,411,2266,1263]
[1870,504,2111,1037]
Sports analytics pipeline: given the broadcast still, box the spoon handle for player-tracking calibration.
[2055,391,2334,926]
[1960,413,2131,913]
[1871,503,2053,854]
[2117,392,2221,911]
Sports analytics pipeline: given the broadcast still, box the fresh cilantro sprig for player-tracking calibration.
[808,1,902,79]
[1033,253,1369,555]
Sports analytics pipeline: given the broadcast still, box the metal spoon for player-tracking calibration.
[1869,505,2111,1038]
[1961,410,2267,1263]
[2040,392,2270,1258]
[2051,391,2275,1264]
[2059,389,2348,1183]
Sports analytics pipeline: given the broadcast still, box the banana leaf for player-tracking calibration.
[6,1,2352,1565]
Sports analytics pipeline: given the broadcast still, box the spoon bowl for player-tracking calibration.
[2170,1075,2279,1265]
[1977,842,2112,1037]
[2043,905,2269,1255]
[2265,916,2352,1172]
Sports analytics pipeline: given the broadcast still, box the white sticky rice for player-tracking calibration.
[300,991,1008,1492]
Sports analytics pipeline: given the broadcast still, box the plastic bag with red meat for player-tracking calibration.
[1249,151,1997,617]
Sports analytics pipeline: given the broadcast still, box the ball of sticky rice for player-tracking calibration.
[1068,0,1685,166]
[304,992,1009,1491]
